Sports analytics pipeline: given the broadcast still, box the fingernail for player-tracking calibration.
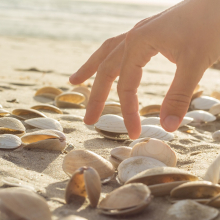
[163,115,180,131]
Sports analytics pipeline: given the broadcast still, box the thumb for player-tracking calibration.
[160,61,205,132]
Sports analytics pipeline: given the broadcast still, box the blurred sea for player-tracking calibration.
[0,0,170,42]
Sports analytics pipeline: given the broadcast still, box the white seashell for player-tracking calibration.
[179,117,194,127]
[140,125,174,141]
[0,104,2,108]
[72,86,91,106]
[58,115,84,121]
[209,103,220,115]
[0,109,10,116]
[185,110,216,123]
[117,156,166,184]
[0,134,22,149]
[25,118,63,131]
[191,96,220,110]
[35,86,63,99]
[102,101,121,115]
[212,130,220,141]
[31,104,63,114]
[141,117,160,126]
[129,138,150,148]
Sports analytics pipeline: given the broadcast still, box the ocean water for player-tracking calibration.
[0,0,169,42]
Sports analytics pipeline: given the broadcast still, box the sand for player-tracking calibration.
[1,36,220,220]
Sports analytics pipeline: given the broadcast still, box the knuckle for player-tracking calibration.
[165,93,191,110]
[98,61,115,83]
[101,37,116,51]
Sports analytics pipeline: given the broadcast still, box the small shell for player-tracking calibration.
[0,104,2,108]
[191,96,220,110]
[12,109,47,120]
[129,137,150,148]
[179,117,194,127]
[72,86,90,106]
[25,118,63,131]
[0,134,22,149]
[58,115,84,121]
[139,105,161,117]
[0,187,51,220]
[98,183,151,216]
[0,109,10,117]
[212,130,220,141]
[35,86,63,99]
[167,200,218,220]
[191,90,203,101]
[31,104,63,114]
[62,150,115,183]
[209,103,220,115]
[55,92,85,108]
[117,156,166,184]
[130,138,177,166]
[185,110,216,123]
[211,91,220,100]
[0,117,26,136]
[102,102,122,115]
[140,125,174,141]
[65,167,101,208]
[141,117,160,125]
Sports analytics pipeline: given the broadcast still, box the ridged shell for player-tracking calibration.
[25,118,63,131]
[117,156,166,184]
[185,110,216,123]
[0,187,51,220]
[0,134,22,149]
[170,181,220,199]
[212,130,220,141]
[0,109,10,116]
[72,86,90,106]
[140,125,174,141]
[209,103,220,115]
[58,115,84,121]
[55,92,85,108]
[141,117,160,125]
[139,105,161,117]
[35,86,63,99]
[126,167,198,185]
[102,102,122,115]
[31,104,63,114]
[12,109,47,120]
[98,183,151,216]
[191,96,220,110]
[62,150,115,182]
[0,117,25,136]
[65,167,101,208]
[130,138,177,167]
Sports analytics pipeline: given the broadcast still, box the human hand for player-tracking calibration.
[70,0,220,139]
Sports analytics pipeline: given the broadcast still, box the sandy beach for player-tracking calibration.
[1,35,220,219]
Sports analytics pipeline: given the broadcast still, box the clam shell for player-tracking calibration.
[65,167,101,207]
[170,181,220,199]
[191,90,203,101]
[98,183,151,216]
[191,96,220,110]
[167,200,218,220]
[0,134,22,149]
[179,117,194,127]
[140,125,174,141]
[130,138,177,166]
[0,109,10,116]
[55,92,85,108]
[0,104,2,108]
[126,167,198,185]
[194,84,200,93]
[212,130,220,141]
[0,187,51,220]
[211,91,220,100]
[58,115,84,121]
[72,86,90,106]
[117,156,166,184]
[0,117,25,136]
[129,137,150,148]
[62,150,115,183]
[25,118,63,131]
[139,105,161,117]
[12,109,47,120]
[209,103,220,115]
[35,86,63,99]
[31,104,63,114]
[102,102,122,115]
[185,110,216,123]
[141,117,160,125]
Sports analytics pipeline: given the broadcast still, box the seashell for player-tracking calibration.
[117,156,166,184]
[25,118,63,131]
[21,129,66,151]
[62,150,115,183]
[130,138,177,167]
[12,108,47,120]
[98,183,152,216]
[139,104,161,117]
[94,114,129,140]
[0,109,10,117]
[179,117,194,127]
[65,166,101,208]
[55,92,85,108]
[129,137,150,148]
[211,91,220,100]
[209,103,220,115]
[62,216,87,220]
[212,130,220,142]
[191,96,220,110]
[141,117,160,126]
[194,84,200,93]
[0,134,22,149]
[170,181,220,199]
[167,200,218,220]
[0,104,2,108]
[0,117,25,136]
[109,146,132,168]
[58,115,84,121]
[31,104,63,114]
[72,86,90,106]
[35,86,63,99]
[140,125,174,141]
[185,110,216,123]
[191,90,203,101]
[102,101,122,116]
[0,187,51,220]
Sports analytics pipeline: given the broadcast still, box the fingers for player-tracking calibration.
[118,30,158,139]
[84,41,125,125]
[69,33,126,85]
[160,59,205,132]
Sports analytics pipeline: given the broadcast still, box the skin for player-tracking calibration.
[70,0,220,139]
